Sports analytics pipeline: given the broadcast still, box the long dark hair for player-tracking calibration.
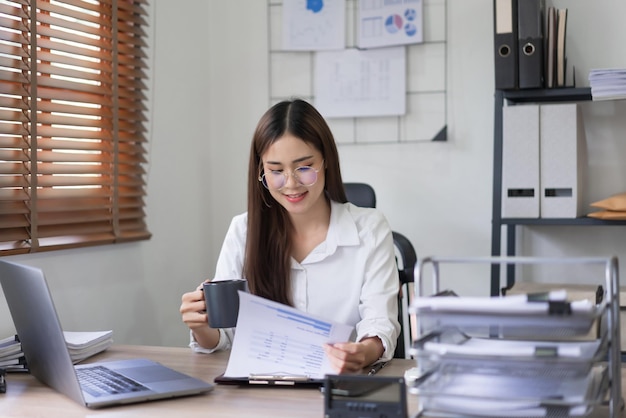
[245,99,347,305]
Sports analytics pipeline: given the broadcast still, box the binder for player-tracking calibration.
[501,104,540,218]
[517,0,544,89]
[539,103,585,218]
[544,6,557,88]
[556,8,568,87]
[494,0,518,90]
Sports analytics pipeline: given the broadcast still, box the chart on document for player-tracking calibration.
[224,292,353,379]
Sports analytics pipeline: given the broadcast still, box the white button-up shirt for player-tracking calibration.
[190,200,401,361]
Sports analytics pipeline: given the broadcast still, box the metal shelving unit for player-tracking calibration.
[486,87,626,296]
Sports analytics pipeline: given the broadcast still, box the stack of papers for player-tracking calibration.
[0,330,113,371]
[64,330,114,364]
[589,69,626,101]
[0,335,26,372]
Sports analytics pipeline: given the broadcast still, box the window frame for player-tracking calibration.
[0,0,151,255]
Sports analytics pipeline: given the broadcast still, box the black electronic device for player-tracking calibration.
[323,375,407,418]
[0,368,6,393]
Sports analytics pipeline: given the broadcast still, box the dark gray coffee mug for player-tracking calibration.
[202,279,248,328]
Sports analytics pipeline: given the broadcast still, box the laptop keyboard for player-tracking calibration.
[76,365,149,397]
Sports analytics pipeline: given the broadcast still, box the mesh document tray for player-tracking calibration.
[411,256,622,418]
[410,364,609,418]
[410,329,608,379]
[410,294,606,339]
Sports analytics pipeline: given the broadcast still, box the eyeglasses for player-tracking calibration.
[258,161,323,190]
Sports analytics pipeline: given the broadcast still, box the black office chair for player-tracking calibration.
[343,182,377,208]
[343,182,418,359]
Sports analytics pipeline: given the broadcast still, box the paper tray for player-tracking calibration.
[411,330,608,378]
[410,364,608,418]
[411,296,605,338]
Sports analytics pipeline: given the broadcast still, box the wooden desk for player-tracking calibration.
[2,345,420,418]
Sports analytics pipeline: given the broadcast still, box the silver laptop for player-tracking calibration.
[0,259,214,408]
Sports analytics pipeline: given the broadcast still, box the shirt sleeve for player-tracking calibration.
[189,328,234,353]
[187,213,247,352]
[354,210,401,362]
[213,213,248,281]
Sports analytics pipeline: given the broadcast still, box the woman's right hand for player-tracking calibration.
[180,283,220,349]
[180,283,208,332]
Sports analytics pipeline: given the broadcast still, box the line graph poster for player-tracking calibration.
[282,0,346,51]
[357,0,424,49]
[314,46,406,118]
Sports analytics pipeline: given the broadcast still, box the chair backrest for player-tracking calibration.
[344,182,376,209]
[390,231,417,359]
[391,231,416,286]
[342,182,417,359]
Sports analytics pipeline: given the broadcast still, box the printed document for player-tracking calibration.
[224,292,354,379]
[314,46,406,118]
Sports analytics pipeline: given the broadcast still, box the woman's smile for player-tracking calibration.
[283,191,308,203]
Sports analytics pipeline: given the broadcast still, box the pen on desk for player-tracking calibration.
[367,361,387,376]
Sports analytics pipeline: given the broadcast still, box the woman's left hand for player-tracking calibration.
[323,336,384,373]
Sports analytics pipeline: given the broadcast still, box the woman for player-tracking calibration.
[180,99,400,373]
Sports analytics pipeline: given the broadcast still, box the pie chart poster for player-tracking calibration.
[357,0,424,49]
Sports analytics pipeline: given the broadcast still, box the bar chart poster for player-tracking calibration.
[282,0,346,51]
[357,0,424,49]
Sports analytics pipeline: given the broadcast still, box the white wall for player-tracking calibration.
[0,0,624,346]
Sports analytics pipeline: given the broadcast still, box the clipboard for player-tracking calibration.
[214,372,324,387]
[214,361,391,387]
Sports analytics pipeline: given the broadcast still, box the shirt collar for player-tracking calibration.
[294,200,360,266]
[328,200,360,247]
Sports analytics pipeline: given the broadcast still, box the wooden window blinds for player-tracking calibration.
[0,0,151,255]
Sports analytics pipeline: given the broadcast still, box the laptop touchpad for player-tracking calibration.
[121,366,190,383]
